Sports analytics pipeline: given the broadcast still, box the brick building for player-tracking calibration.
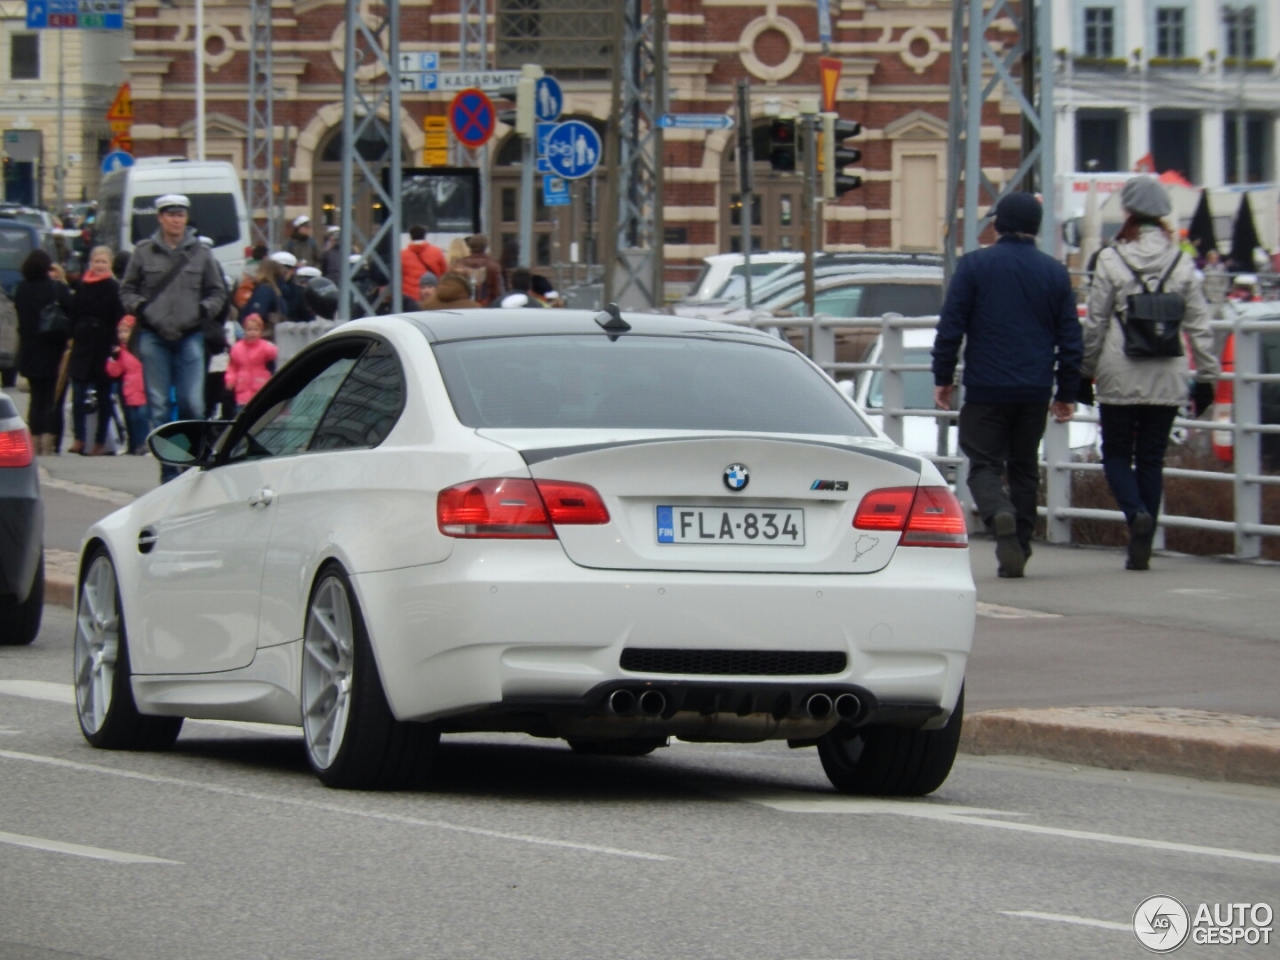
[126,0,1025,292]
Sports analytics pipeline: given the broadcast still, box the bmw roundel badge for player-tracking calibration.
[723,463,749,492]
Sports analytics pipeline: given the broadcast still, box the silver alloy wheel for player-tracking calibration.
[74,555,120,735]
[302,575,355,770]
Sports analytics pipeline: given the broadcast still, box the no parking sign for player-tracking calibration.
[447,88,496,149]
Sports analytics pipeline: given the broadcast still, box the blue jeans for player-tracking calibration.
[137,328,205,480]
[124,404,152,454]
[1099,404,1179,524]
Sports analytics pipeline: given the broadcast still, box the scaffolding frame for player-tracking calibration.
[245,0,276,248]
[944,0,1055,281]
[603,0,665,309]
[338,0,403,321]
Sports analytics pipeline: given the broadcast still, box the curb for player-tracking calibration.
[45,574,75,608]
[961,707,1280,788]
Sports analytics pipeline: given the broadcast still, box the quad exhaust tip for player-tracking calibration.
[834,693,861,720]
[607,689,636,715]
[805,693,833,720]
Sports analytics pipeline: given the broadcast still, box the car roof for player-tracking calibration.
[392,309,789,346]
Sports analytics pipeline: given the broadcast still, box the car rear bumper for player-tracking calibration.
[352,541,974,733]
[0,466,42,602]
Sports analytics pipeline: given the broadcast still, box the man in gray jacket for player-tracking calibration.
[120,194,227,480]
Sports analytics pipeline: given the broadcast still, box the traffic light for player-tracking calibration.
[496,64,542,136]
[821,113,863,199]
[767,119,796,172]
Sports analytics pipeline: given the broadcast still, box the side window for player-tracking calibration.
[223,341,366,462]
[814,286,864,318]
[310,341,407,450]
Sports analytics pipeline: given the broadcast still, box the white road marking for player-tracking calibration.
[0,749,674,862]
[37,468,136,505]
[975,601,1062,619]
[0,829,180,864]
[749,794,1280,866]
[0,680,301,737]
[1002,911,1129,933]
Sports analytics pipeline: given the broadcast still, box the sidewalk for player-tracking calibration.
[32,455,1280,789]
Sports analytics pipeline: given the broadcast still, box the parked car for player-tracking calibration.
[74,309,974,796]
[0,389,42,645]
[849,328,1100,464]
[678,252,804,305]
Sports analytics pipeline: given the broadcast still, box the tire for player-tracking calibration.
[568,738,667,757]
[0,555,43,646]
[816,688,964,797]
[74,548,184,750]
[301,564,438,789]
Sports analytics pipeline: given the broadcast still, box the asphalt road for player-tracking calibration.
[1,608,1278,960]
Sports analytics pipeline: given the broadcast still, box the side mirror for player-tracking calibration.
[147,420,233,467]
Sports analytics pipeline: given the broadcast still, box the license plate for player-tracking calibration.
[656,506,805,545]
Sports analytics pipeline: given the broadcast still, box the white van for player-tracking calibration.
[96,158,250,280]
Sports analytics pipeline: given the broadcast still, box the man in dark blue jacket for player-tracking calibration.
[932,192,1082,578]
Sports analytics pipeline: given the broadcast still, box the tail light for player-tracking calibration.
[437,478,609,538]
[855,485,968,548]
[0,426,33,468]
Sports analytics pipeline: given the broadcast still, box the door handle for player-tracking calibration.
[248,488,274,507]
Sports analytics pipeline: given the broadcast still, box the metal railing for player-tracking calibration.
[728,308,1279,560]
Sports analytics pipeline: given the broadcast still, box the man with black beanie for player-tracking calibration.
[932,192,1082,578]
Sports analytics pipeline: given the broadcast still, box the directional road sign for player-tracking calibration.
[544,120,601,180]
[542,176,570,207]
[398,52,438,73]
[27,0,124,29]
[535,76,563,123]
[414,70,522,93]
[656,114,734,130]
[448,89,496,149]
[101,150,134,174]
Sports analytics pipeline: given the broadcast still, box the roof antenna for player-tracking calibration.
[593,302,631,335]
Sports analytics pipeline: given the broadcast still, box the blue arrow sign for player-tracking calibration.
[542,175,570,207]
[101,150,133,174]
[26,0,47,27]
[535,76,563,123]
[657,113,734,130]
[544,120,601,180]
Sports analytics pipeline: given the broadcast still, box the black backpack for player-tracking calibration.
[1114,250,1185,359]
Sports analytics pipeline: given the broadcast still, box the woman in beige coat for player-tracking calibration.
[1083,176,1219,570]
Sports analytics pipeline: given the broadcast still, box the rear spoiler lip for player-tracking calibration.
[512,434,922,473]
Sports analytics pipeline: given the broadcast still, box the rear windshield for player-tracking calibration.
[132,193,241,248]
[0,225,33,272]
[433,335,872,436]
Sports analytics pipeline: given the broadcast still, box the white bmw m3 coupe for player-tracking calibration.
[74,308,976,794]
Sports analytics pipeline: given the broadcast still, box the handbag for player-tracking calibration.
[38,296,72,337]
[1115,250,1185,359]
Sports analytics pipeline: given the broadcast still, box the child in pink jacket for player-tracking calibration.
[224,313,278,410]
[105,316,150,455]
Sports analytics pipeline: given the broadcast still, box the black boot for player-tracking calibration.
[1127,512,1155,571]
[993,510,1025,578]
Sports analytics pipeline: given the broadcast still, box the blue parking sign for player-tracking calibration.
[543,120,601,180]
[542,176,570,207]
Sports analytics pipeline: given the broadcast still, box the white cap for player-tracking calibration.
[292,215,311,228]
[325,224,340,235]
[269,251,298,267]
[500,292,530,309]
[296,266,321,279]
[155,194,190,212]
[198,235,214,247]
[349,254,363,264]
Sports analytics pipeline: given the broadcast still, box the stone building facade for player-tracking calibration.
[126,0,1027,291]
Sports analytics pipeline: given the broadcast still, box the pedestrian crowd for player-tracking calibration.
[12,198,570,481]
